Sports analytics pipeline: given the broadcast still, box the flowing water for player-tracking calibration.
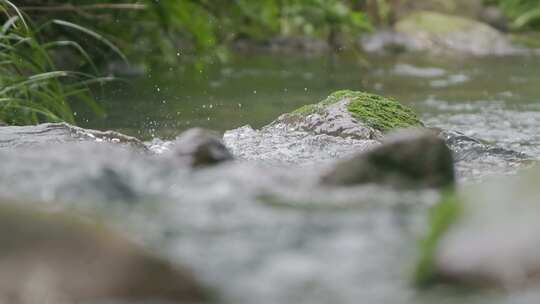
[2,52,540,303]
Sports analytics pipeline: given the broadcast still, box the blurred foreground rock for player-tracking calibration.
[416,167,540,289]
[321,128,454,188]
[0,201,207,304]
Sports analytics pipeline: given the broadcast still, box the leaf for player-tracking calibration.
[51,19,128,63]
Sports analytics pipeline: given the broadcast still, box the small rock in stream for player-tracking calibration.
[321,128,454,188]
[172,128,233,167]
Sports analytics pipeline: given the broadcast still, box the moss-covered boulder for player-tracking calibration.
[394,11,518,56]
[0,201,208,303]
[321,128,454,189]
[396,11,490,35]
[223,90,423,163]
[415,167,540,288]
[362,11,520,56]
[277,90,423,140]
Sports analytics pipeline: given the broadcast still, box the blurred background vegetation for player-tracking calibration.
[2,0,540,126]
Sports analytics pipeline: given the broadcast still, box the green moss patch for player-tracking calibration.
[415,191,463,287]
[292,103,319,115]
[344,91,422,132]
[292,90,422,132]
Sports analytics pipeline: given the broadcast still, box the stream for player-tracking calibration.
[1,52,540,303]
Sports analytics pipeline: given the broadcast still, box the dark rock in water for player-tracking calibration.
[0,121,6,127]
[0,201,208,303]
[0,123,146,150]
[360,30,420,54]
[415,167,540,289]
[172,128,233,167]
[321,128,454,188]
[479,6,508,31]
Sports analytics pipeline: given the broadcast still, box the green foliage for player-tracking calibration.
[16,1,372,65]
[490,0,540,30]
[0,0,116,125]
[415,191,463,287]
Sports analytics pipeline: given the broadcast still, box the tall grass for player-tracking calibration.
[0,0,120,125]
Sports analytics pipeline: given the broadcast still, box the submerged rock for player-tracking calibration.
[415,167,540,289]
[171,128,233,167]
[0,123,146,150]
[0,201,207,303]
[321,128,454,188]
[439,129,530,180]
[362,11,521,56]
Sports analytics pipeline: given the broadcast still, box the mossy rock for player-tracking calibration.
[293,90,423,132]
[415,191,463,287]
[395,11,494,35]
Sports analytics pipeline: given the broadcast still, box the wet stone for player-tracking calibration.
[321,128,455,189]
[0,123,146,151]
[171,128,233,167]
[224,90,422,164]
